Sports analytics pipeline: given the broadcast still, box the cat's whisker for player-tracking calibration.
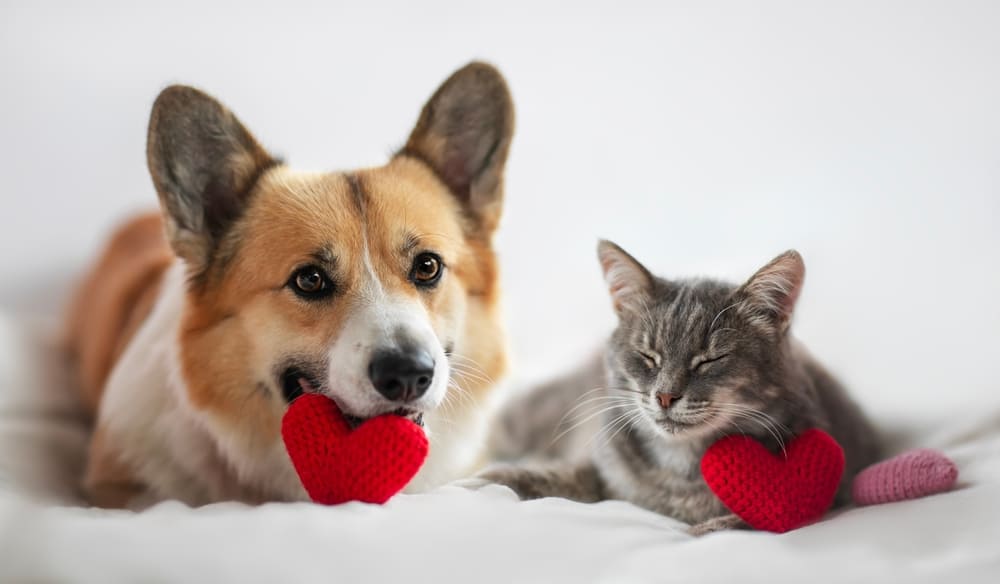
[561,399,635,422]
[705,404,788,456]
[710,403,792,445]
[623,409,648,439]
[549,401,633,446]
[556,385,630,405]
[599,409,646,450]
[712,402,791,432]
[591,409,637,450]
[555,400,632,436]
[576,386,614,400]
[557,395,637,425]
[593,407,637,442]
[701,409,732,441]
[601,410,637,444]
[603,386,645,396]
[550,386,645,434]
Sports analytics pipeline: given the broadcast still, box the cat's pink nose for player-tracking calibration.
[656,392,681,409]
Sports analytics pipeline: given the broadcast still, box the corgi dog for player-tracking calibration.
[65,62,514,508]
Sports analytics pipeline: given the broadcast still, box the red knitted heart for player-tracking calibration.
[282,393,429,505]
[701,429,844,533]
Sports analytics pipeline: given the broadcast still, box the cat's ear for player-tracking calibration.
[400,62,514,234]
[597,240,654,317]
[737,250,805,331]
[146,85,276,274]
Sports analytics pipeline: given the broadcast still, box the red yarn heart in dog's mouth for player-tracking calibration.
[282,393,429,505]
[701,429,845,533]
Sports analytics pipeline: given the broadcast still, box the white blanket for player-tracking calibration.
[1,314,998,583]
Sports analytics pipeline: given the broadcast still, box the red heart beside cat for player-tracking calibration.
[282,393,429,505]
[701,428,845,533]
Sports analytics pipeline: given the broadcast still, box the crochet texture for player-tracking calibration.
[701,428,845,533]
[282,393,429,505]
[852,448,958,506]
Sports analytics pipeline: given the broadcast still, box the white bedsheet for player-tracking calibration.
[1,314,998,583]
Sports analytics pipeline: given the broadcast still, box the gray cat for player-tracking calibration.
[481,241,881,534]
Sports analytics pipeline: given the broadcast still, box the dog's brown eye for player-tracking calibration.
[289,266,333,299]
[410,252,444,287]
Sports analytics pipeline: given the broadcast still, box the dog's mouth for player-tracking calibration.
[280,368,425,428]
[338,406,425,429]
[280,368,311,403]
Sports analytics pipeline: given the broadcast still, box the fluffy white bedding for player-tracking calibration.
[1,314,998,583]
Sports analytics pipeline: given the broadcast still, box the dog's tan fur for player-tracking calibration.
[66,63,513,507]
[66,212,172,416]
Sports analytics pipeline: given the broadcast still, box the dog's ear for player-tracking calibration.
[401,62,514,234]
[146,85,276,273]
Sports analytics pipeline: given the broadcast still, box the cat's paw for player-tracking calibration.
[448,472,525,501]
[472,461,602,503]
[475,465,544,500]
[687,514,750,536]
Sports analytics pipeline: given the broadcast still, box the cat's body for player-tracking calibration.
[483,244,881,533]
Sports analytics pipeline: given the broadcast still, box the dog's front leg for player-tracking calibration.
[83,424,150,509]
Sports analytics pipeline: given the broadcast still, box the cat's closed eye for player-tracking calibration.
[691,354,728,373]
[636,350,660,369]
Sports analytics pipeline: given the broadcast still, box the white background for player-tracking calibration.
[1,0,998,423]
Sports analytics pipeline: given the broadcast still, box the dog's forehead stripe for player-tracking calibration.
[345,172,367,219]
[343,172,387,303]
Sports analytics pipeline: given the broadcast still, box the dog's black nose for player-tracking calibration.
[368,349,435,402]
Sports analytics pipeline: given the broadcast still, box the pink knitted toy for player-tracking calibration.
[852,448,958,506]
